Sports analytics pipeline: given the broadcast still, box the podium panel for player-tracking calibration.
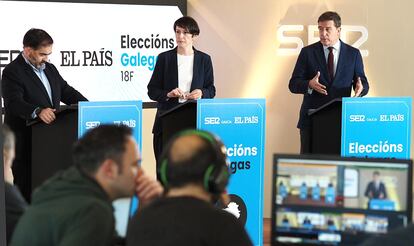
[159,98,267,245]
[30,106,78,190]
[160,101,196,149]
[309,99,342,155]
[197,98,266,246]
[341,97,411,159]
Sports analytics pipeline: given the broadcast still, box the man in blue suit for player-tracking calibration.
[289,11,369,153]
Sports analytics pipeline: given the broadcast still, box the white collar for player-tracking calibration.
[323,40,341,51]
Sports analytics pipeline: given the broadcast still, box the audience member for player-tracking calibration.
[126,130,252,246]
[11,125,162,246]
[3,125,27,244]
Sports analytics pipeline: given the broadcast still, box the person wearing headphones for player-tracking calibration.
[126,130,252,246]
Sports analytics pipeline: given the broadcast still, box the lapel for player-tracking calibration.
[44,65,57,107]
[314,42,330,85]
[170,48,179,88]
[334,40,346,84]
[191,48,200,91]
[19,54,53,106]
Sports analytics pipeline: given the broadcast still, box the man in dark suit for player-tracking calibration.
[1,28,87,200]
[364,171,387,200]
[289,11,369,153]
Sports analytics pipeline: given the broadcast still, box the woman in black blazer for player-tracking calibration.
[148,16,216,167]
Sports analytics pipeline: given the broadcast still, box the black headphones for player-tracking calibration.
[158,129,230,195]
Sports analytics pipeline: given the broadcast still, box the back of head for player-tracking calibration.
[23,28,53,49]
[318,11,341,28]
[72,124,132,175]
[159,130,229,194]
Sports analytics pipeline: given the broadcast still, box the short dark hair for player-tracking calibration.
[318,11,341,28]
[72,125,132,174]
[373,171,380,176]
[23,28,54,49]
[173,16,200,36]
[2,124,15,151]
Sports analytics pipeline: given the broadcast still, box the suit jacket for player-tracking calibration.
[289,41,369,129]
[1,53,87,131]
[148,47,215,134]
[364,181,387,199]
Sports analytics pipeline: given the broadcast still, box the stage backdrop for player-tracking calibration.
[187,0,414,218]
[0,0,183,102]
[2,0,414,220]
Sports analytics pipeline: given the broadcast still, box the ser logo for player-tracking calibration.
[277,25,368,56]
[85,121,101,129]
[204,117,220,125]
[349,115,365,122]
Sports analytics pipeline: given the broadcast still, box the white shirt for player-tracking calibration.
[323,40,341,77]
[308,41,341,95]
[22,53,53,118]
[177,53,194,103]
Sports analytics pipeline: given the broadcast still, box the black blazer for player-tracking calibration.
[1,53,87,131]
[148,47,215,134]
[289,41,369,129]
[364,181,387,199]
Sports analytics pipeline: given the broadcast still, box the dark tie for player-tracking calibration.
[327,47,334,82]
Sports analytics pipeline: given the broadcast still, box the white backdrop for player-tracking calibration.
[0,0,183,102]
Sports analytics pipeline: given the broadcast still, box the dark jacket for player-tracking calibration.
[1,53,88,200]
[289,41,369,128]
[10,167,115,246]
[2,53,87,131]
[364,181,387,199]
[5,183,27,244]
[126,196,253,246]
[147,47,215,134]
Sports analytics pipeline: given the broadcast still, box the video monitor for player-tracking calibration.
[271,154,412,245]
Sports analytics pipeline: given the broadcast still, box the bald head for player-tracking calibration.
[161,132,221,188]
[169,134,208,164]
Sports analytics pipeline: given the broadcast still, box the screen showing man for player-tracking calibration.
[272,155,412,245]
[365,171,387,200]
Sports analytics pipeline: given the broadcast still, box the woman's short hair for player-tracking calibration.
[173,16,200,36]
